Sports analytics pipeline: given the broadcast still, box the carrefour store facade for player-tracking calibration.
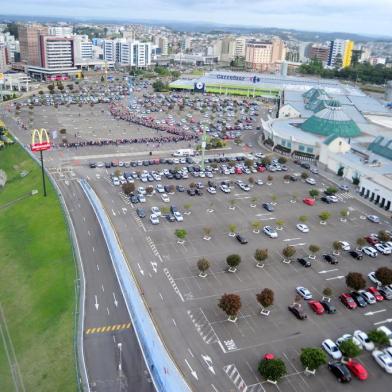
[169,71,281,99]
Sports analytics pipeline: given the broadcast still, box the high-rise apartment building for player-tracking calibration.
[327,39,354,67]
[309,44,330,63]
[234,37,246,58]
[74,35,93,61]
[245,38,286,71]
[40,36,75,69]
[18,24,48,66]
[48,26,73,37]
[103,39,151,67]
[158,37,168,56]
[0,43,8,71]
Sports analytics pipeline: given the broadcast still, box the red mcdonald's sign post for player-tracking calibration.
[31,128,51,197]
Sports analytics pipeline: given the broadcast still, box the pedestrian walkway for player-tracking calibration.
[85,322,131,335]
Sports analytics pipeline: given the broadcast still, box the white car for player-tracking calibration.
[377,326,392,346]
[305,178,316,185]
[367,215,381,223]
[156,184,165,193]
[112,176,120,186]
[239,183,250,191]
[151,206,161,217]
[138,194,146,203]
[256,179,264,186]
[296,286,312,300]
[220,184,231,193]
[207,187,217,194]
[322,339,342,360]
[353,330,375,351]
[375,243,392,255]
[385,347,392,359]
[358,290,376,304]
[263,226,278,238]
[327,195,339,203]
[296,223,309,233]
[338,241,351,251]
[118,176,127,185]
[372,350,392,373]
[310,167,319,174]
[336,334,362,349]
[362,246,378,257]
[161,193,170,203]
[150,214,160,225]
[368,272,382,286]
[137,187,146,195]
[173,211,183,222]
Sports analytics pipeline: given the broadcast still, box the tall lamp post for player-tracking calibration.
[117,343,123,372]
[30,128,51,197]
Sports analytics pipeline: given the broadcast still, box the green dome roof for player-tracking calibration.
[300,104,361,138]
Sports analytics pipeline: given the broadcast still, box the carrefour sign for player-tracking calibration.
[215,74,261,83]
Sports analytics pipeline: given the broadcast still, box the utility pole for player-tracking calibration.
[201,126,207,172]
[40,150,47,197]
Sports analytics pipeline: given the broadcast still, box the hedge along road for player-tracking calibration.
[0,143,77,392]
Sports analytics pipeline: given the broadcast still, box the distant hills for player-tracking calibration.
[0,14,390,42]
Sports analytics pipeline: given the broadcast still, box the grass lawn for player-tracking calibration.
[0,143,77,391]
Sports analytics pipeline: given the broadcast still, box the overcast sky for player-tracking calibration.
[3,0,392,36]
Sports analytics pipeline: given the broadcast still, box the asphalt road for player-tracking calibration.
[42,177,154,392]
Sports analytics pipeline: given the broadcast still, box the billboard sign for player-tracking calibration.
[31,128,51,152]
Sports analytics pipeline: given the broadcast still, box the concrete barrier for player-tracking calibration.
[79,179,191,392]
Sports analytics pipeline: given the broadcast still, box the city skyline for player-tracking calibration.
[2,0,392,37]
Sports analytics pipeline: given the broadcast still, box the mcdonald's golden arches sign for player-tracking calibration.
[31,128,51,152]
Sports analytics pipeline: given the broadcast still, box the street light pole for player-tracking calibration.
[201,126,207,172]
[40,150,47,197]
[117,343,122,372]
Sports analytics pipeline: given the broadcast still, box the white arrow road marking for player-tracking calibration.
[319,269,339,274]
[185,359,198,380]
[364,309,386,316]
[122,207,127,215]
[325,275,345,281]
[151,261,158,273]
[94,295,99,310]
[291,242,306,247]
[137,263,145,276]
[374,318,392,325]
[113,293,118,307]
[201,354,216,375]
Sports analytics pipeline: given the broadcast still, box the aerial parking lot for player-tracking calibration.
[84,154,392,392]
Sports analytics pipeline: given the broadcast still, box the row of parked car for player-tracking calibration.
[321,326,392,382]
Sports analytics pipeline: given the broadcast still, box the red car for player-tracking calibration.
[308,300,325,315]
[257,166,266,173]
[365,235,379,245]
[235,167,243,174]
[345,359,368,380]
[303,197,316,206]
[340,293,357,309]
[368,287,384,301]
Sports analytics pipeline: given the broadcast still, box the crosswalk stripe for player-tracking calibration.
[126,323,131,328]
[85,321,132,334]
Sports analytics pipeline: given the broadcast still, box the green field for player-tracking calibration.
[0,143,77,391]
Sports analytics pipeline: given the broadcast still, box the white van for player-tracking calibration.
[172,149,195,157]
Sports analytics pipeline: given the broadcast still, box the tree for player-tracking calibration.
[319,211,331,223]
[114,168,121,177]
[259,358,287,382]
[254,249,268,265]
[47,84,55,92]
[228,224,237,234]
[301,172,309,180]
[323,287,333,297]
[175,229,187,241]
[197,258,210,277]
[346,272,366,291]
[299,215,308,223]
[256,288,274,308]
[261,157,271,166]
[282,245,296,260]
[378,230,391,242]
[283,174,290,182]
[326,186,337,194]
[226,254,241,271]
[245,159,253,168]
[183,203,192,214]
[146,185,154,195]
[218,293,241,321]
[58,84,64,91]
[229,199,236,209]
[368,329,390,348]
[251,220,261,233]
[339,339,362,358]
[356,237,366,248]
[202,227,212,239]
[278,157,287,164]
[300,348,327,371]
[271,194,278,203]
[276,219,284,229]
[332,240,342,254]
[167,184,175,194]
[375,267,392,286]
[340,209,349,220]
[122,182,135,195]
[267,175,273,182]
[308,244,320,259]
[248,176,255,184]
[38,90,44,95]
[309,189,319,198]
[101,75,105,82]
[152,80,169,92]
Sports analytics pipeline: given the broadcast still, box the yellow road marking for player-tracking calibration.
[85,322,132,334]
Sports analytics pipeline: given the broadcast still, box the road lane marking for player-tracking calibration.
[364,309,386,316]
[325,275,345,281]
